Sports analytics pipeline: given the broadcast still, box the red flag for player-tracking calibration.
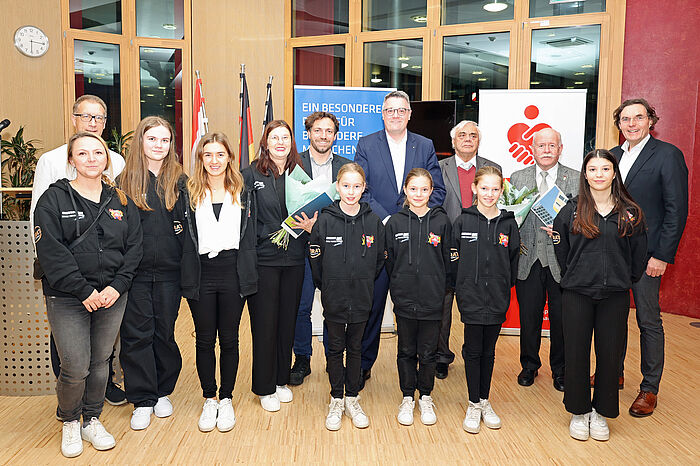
[239,72,254,169]
[191,74,207,171]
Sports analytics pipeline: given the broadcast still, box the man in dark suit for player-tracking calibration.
[610,98,688,417]
[354,90,446,387]
[437,120,501,379]
[288,111,351,386]
[511,128,579,392]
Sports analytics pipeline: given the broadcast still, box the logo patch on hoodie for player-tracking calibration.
[551,232,560,245]
[253,181,265,190]
[173,220,183,235]
[427,232,441,247]
[461,231,478,242]
[450,248,459,262]
[394,232,409,243]
[108,209,123,221]
[498,233,509,247]
[33,226,42,243]
[309,244,321,258]
[62,210,85,220]
[325,236,343,247]
[362,234,374,248]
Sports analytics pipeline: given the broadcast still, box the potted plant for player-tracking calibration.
[1,126,40,220]
[107,128,134,159]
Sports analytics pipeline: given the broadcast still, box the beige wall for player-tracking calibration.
[0,1,64,157]
[192,0,285,161]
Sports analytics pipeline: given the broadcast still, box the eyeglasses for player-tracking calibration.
[73,113,107,123]
[383,108,410,116]
[268,135,291,143]
[619,114,648,124]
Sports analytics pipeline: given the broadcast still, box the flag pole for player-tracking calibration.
[262,75,273,137]
[239,64,246,122]
[195,69,209,133]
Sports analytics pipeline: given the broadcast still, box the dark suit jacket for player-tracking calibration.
[439,154,502,223]
[354,130,445,219]
[299,149,351,182]
[611,136,688,263]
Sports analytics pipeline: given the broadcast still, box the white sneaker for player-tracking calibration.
[325,397,344,431]
[217,398,236,432]
[418,395,437,426]
[479,399,501,429]
[61,420,83,458]
[276,385,293,403]
[81,417,115,451]
[344,396,369,428]
[260,394,280,412]
[198,398,218,432]
[154,396,173,418]
[130,406,153,430]
[462,401,481,434]
[569,412,591,441]
[589,408,609,441]
[397,397,415,426]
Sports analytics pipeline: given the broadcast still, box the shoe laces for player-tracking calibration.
[203,398,219,414]
[86,417,108,437]
[480,400,495,416]
[347,397,366,416]
[467,403,481,421]
[219,398,231,408]
[420,396,435,414]
[63,420,80,441]
[329,398,344,416]
[133,407,152,416]
[399,397,414,414]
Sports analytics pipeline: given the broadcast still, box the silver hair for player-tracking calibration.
[532,127,562,146]
[382,90,411,110]
[449,120,481,149]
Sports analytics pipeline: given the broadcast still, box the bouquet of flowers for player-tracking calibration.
[497,179,538,227]
[269,165,337,248]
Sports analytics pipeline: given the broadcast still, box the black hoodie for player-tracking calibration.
[308,201,385,324]
[553,196,647,299]
[34,179,143,301]
[453,206,520,325]
[385,206,456,320]
[179,186,258,300]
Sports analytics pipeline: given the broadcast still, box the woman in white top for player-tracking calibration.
[185,132,254,433]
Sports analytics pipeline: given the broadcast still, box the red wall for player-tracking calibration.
[621,1,700,317]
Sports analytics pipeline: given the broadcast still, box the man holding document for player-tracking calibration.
[511,128,579,391]
[288,112,350,386]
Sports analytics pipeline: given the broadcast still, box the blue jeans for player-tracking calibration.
[46,293,127,422]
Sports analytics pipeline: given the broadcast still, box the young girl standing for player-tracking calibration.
[308,163,385,431]
[385,168,455,426]
[453,166,520,434]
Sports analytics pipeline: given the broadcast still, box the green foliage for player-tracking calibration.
[1,127,40,220]
[498,179,537,206]
[106,128,134,158]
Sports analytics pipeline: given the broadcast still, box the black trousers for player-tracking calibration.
[515,260,564,377]
[248,264,304,396]
[396,316,440,398]
[438,289,457,365]
[187,251,244,400]
[562,289,629,418]
[120,279,182,407]
[361,267,389,371]
[326,320,366,398]
[463,324,501,404]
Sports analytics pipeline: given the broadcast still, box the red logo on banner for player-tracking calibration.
[507,105,551,166]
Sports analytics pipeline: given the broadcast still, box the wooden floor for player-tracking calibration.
[1,303,699,464]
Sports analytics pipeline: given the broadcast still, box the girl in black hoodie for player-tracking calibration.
[453,166,519,435]
[553,150,646,442]
[386,168,455,427]
[309,163,384,431]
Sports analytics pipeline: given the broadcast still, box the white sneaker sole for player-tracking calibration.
[326,420,341,431]
[570,429,589,441]
[590,430,609,441]
[217,420,235,433]
[463,422,480,434]
[420,415,436,426]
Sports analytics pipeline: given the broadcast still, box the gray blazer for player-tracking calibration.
[439,155,502,223]
[511,163,579,282]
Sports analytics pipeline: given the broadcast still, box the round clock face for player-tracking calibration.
[14,26,49,58]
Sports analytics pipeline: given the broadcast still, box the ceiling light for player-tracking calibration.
[478,78,488,81]
[401,63,409,69]
[411,65,421,69]
[483,1,508,13]
[530,81,541,85]
[581,64,593,68]
[371,77,382,83]
[574,81,584,85]
[472,71,483,75]
[398,56,410,61]
[146,94,155,97]
[410,15,427,23]
[162,24,177,30]
[574,72,585,75]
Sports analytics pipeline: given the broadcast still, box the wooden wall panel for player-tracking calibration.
[0,2,64,156]
[192,0,285,159]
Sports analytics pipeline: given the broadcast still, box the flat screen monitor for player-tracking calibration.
[407,100,456,160]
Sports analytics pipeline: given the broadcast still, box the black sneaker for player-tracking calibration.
[435,363,449,380]
[288,356,311,386]
[105,381,127,406]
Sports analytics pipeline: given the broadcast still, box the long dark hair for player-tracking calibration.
[572,149,644,239]
[255,120,302,177]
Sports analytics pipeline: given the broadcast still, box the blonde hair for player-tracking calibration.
[187,132,244,210]
[336,162,366,184]
[67,132,127,206]
[472,166,503,205]
[120,116,182,211]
